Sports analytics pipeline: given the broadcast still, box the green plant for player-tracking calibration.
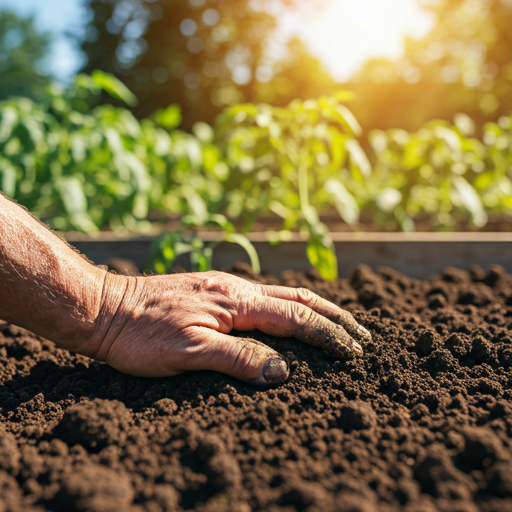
[2,72,512,281]
[368,113,512,231]
[215,92,370,280]
[0,72,218,234]
[0,72,153,232]
[475,116,512,215]
[147,214,260,274]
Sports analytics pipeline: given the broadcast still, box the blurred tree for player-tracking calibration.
[254,37,338,106]
[348,0,512,135]
[80,0,331,128]
[0,10,52,101]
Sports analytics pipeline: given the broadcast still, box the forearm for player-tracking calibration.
[0,195,109,356]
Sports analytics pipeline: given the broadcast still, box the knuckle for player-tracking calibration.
[199,271,230,294]
[198,271,252,298]
[296,287,318,306]
[338,308,356,324]
[233,342,257,374]
[289,302,315,327]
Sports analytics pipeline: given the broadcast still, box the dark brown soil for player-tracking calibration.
[2,264,512,512]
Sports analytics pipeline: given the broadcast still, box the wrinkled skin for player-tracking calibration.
[92,271,370,383]
[0,194,371,385]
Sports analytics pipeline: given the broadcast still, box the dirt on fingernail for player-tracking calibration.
[262,357,289,384]
[357,324,372,341]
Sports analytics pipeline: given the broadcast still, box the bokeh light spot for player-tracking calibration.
[203,9,220,27]
[180,18,197,37]
[232,64,252,85]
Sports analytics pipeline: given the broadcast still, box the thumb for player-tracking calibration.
[185,327,289,385]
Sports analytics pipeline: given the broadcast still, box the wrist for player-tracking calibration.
[49,264,111,356]
[87,273,138,361]
[0,196,127,357]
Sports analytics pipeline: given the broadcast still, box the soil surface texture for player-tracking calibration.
[2,263,512,512]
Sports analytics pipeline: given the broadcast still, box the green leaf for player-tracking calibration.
[0,107,18,143]
[452,176,488,227]
[154,104,182,130]
[147,233,192,274]
[325,178,359,224]
[306,226,338,281]
[191,243,213,272]
[345,139,371,176]
[0,159,17,197]
[91,70,138,106]
[185,190,208,223]
[226,233,261,274]
[202,145,221,173]
[269,200,293,219]
[56,176,98,232]
[335,105,362,137]
[206,213,235,233]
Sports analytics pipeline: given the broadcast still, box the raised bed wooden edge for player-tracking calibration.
[64,232,512,280]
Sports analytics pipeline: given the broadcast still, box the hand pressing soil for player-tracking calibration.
[0,194,368,385]
[2,264,512,512]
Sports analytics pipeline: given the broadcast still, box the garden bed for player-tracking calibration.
[66,231,512,279]
[2,264,512,511]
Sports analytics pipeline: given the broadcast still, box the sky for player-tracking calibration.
[0,0,88,81]
[0,0,435,83]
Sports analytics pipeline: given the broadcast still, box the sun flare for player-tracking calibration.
[293,0,435,81]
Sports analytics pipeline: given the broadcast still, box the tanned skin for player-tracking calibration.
[0,194,371,385]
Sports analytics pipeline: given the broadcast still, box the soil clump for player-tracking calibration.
[1,264,512,511]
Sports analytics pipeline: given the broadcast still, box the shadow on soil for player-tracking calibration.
[0,331,334,414]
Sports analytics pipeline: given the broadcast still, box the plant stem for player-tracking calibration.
[298,145,310,219]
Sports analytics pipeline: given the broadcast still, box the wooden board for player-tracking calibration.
[66,232,512,279]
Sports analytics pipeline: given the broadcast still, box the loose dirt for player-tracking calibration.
[2,264,512,512]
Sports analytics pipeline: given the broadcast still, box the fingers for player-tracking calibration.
[257,284,372,343]
[184,327,289,385]
[237,296,363,358]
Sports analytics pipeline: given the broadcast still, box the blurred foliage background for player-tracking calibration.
[77,0,512,133]
[80,0,331,129]
[0,11,52,100]
[2,0,512,130]
[1,0,512,278]
[352,0,512,134]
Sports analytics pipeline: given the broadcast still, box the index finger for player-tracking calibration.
[257,284,372,342]
[235,296,363,358]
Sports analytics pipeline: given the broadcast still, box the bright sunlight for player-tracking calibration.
[287,0,435,81]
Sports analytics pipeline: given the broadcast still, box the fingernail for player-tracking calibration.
[352,340,363,355]
[357,325,372,341]
[262,358,289,384]
[328,337,363,358]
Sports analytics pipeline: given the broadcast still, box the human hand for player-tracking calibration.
[90,271,371,384]
[0,195,369,385]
